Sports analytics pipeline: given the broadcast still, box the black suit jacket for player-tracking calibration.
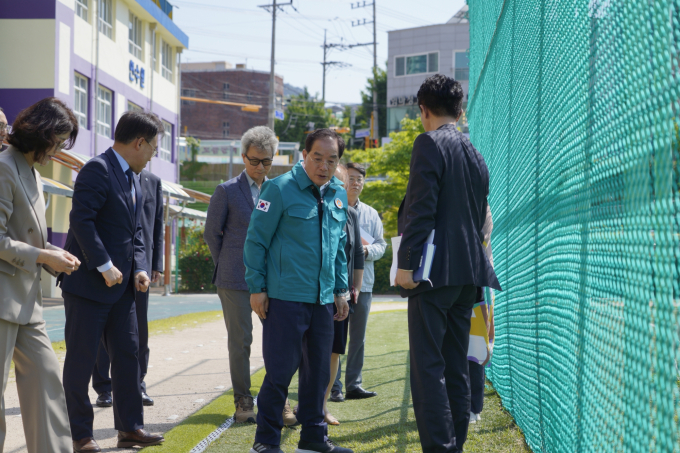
[59,148,147,304]
[138,170,164,273]
[397,124,501,298]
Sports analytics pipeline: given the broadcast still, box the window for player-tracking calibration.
[74,73,89,130]
[223,92,229,100]
[98,0,113,39]
[97,85,112,137]
[182,89,195,105]
[127,101,143,112]
[223,83,230,90]
[159,120,172,162]
[161,40,173,81]
[395,57,405,76]
[128,13,142,60]
[76,0,88,21]
[395,52,439,77]
[454,51,469,81]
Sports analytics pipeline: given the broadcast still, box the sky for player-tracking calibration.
[172,0,467,106]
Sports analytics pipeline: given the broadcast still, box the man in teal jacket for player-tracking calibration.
[244,128,353,453]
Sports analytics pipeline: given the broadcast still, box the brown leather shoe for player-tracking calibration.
[73,437,101,452]
[234,396,256,423]
[282,398,298,426]
[116,429,164,448]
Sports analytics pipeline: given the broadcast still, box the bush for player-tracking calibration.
[178,227,216,293]
[371,243,399,294]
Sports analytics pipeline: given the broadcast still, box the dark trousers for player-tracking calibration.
[255,298,334,446]
[62,286,143,440]
[469,361,485,414]
[92,289,149,394]
[408,284,477,453]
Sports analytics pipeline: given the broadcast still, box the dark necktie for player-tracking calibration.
[125,168,136,213]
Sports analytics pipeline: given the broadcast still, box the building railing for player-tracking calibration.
[151,0,173,19]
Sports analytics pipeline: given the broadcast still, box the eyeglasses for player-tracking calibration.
[245,153,273,167]
[0,123,7,133]
[142,137,158,158]
[348,176,365,184]
[311,156,338,169]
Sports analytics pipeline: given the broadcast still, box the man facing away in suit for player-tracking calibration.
[59,111,165,452]
[395,74,502,453]
[204,126,281,424]
[91,167,164,408]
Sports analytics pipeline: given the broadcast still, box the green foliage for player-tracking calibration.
[356,66,387,140]
[180,136,207,181]
[178,227,215,293]
[371,243,399,294]
[276,87,342,149]
[349,117,424,237]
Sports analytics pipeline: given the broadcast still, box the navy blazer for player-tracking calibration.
[138,170,164,273]
[204,170,258,291]
[397,124,501,297]
[59,148,147,304]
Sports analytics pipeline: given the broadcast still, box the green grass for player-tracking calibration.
[153,310,530,453]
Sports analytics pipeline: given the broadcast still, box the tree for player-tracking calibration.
[179,136,206,181]
[357,66,387,140]
[276,87,343,149]
[348,117,424,237]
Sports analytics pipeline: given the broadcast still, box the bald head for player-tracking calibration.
[334,164,348,187]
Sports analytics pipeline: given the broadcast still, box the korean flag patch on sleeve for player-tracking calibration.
[256,199,271,212]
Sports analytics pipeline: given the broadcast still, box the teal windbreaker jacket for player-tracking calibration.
[243,162,348,304]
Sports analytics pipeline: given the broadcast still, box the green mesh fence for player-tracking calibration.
[467,1,680,452]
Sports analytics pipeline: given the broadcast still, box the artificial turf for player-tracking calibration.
[152,310,530,453]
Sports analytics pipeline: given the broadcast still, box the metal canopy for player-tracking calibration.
[167,204,207,220]
[161,180,194,202]
[42,177,74,198]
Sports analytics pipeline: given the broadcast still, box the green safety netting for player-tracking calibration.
[467,1,680,452]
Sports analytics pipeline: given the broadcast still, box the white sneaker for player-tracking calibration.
[474,413,481,422]
[469,413,476,424]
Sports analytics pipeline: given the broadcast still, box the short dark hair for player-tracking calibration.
[305,128,345,159]
[8,97,78,160]
[0,107,4,112]
[417,74,464,118]
[346,162,366,177]
[114,111,164,144]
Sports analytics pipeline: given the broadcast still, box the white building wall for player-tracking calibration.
[0,20,56,89]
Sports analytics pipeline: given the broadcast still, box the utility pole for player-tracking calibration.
[321,29,362,102]
[352,1,378,144]
[259,0,295,129]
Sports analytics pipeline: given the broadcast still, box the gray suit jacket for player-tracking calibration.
[204,170,262,291]
[0,146,60,324]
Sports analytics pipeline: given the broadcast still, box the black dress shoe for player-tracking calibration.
[142,392,154,406]
[329,390,345,402]
[95,392,112,408]
[345,387,377,399]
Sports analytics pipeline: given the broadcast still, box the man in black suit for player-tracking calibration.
[395,74,501,453]
[92,169,164,408]
[59,111,166,452]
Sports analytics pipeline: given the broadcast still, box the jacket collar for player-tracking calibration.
[292,161,343,194]
[237,170,264,209]
[9,146,35,182]
[104,148,135,222]
[8,146,46,247]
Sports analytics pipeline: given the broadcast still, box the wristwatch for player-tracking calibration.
[334,288,349,299]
